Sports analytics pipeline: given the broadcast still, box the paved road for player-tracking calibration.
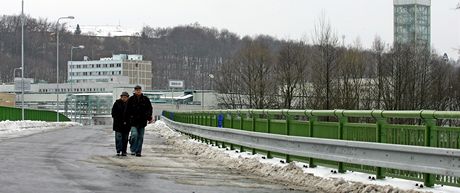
[0,125,309,193]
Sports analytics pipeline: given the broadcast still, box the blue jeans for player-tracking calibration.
[115,132,129,154]
[129,126,145,154]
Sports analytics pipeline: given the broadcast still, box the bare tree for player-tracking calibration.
[311,14,340,109]
[275,40,308,109]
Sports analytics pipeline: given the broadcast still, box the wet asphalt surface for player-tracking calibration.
[0,125,310,193]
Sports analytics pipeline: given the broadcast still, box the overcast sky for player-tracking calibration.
[2,0,460,59]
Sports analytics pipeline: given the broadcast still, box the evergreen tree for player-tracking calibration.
[75,24,81,35]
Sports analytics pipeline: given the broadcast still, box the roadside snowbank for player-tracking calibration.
[0,120,81,140]
[147,120,460,193]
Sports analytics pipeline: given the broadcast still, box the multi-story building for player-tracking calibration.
[394,0,431,48]
[68,54,152,90]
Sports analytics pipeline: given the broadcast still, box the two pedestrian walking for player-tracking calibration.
[111,85,153,157]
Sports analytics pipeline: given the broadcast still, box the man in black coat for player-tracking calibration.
[127,85,153,157]
[111,91,130,156]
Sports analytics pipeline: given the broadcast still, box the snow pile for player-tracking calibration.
[0,120,81,140]
[146,121,437,193]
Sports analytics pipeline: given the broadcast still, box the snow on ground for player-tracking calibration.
[0,120,81,141]
[147,120,460,193]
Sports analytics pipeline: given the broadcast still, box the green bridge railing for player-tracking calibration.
[0,106,70,122]
[163,109,460,187]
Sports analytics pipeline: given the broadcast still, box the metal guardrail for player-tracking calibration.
[163,116,460,178]
[172,109,460,119]
[163,109,460,187]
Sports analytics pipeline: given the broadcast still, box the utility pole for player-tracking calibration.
[21,0,25,121]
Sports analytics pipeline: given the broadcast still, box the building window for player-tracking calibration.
[110,64,114,67]
[117,63,121,67]
[97,64,101,68]
[103,64,108,67]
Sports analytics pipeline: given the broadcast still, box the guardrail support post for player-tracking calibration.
[308,115,317,168]
[239,112,245,152]
[220,113,227,149]
[337,115,347,173]
[252,111,256,155]
[286,113,292,163]
[230,112,235,150]
[376,117,387,179]
[423,118,436,187]
[267,113,273,159]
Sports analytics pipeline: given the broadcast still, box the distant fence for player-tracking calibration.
[163,109,460,187]
[0,106,70,122]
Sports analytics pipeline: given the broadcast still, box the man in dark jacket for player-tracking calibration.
[111,92,130,156]
[127,85,153,157]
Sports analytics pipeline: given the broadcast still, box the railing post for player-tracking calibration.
[240,111,244,130]
[337,111,347,173]
[423,118,436,187]
[220,111,227,149]
[376,117,387,179]
[230,112,235,150]
[307,113,317,168]
[266,112,273,159]
[209,112,214,145]
[252,110,256,155]
[195,113,198,124]
[285,110,292,163]
[239,111,245,152]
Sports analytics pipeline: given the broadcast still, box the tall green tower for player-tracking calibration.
[394,0,431,49]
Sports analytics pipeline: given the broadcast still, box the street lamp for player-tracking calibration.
[70,45,84,90]
[56,16,74,122]
[13,67,23,80]
[201,73,214,110]
[70,45,84,120]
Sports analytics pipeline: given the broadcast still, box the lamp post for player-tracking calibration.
[21,0,25,121]
[70,45,84,120]
[208,74,214,109]
[201,73,214,110]
[56,16,74,122]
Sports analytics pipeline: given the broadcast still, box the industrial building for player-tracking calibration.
[68,54,152,90]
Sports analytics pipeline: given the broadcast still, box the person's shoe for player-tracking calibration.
[121,152,127,156]
[131,152,136,156]
[135,154,142,157]
[116,153,121,156]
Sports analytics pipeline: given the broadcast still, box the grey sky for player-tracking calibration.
[2,0,460,59]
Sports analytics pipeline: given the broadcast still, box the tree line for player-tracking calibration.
[1,14,459,111]
[214,17,460,111]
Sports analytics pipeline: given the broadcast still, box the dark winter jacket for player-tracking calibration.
[126,94,153,128]
[111,99,130,133]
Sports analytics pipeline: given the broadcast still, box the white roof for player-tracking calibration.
[394,0,430,6]
[160,94,193,100]
[73,93,113,96]
[176,94,193,100]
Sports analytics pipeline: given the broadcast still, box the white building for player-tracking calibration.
[68,54,152,90]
